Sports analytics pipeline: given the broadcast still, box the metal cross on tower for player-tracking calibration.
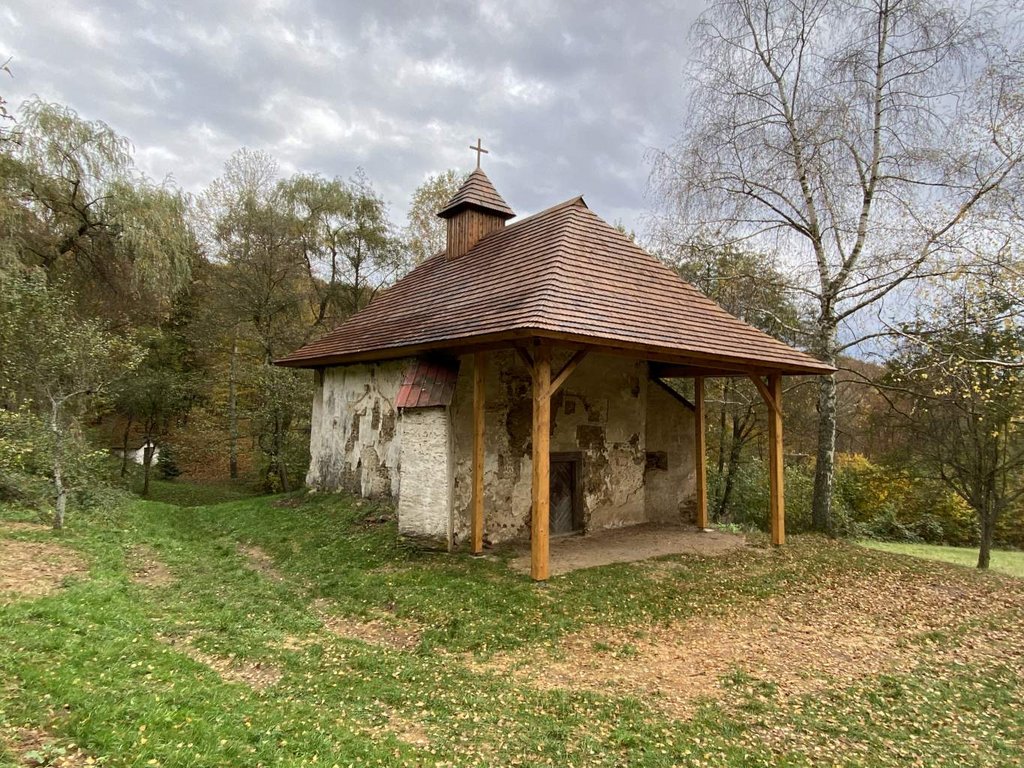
[469,138,488,168]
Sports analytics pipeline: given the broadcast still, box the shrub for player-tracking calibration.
[157,443,183,480]
[834,453,976,545]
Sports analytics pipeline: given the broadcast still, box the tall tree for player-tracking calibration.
[673,242,806,519]
[405,169,465,264]
[281,169,404,335]
[5,99,194,323]
[0,275,139,527]
[652,0,1024,533]
[112,328,199,496]
[200,149,312,490]
[887,276,1024,568]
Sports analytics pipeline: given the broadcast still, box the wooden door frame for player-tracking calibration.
[549,451,584,534]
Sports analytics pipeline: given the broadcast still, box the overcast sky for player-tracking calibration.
[1,0,702,231]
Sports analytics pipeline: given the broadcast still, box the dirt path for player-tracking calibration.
[509,524,745,576]
[0,539,88,602]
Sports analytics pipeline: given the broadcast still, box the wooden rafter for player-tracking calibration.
[749,375,782,417]
[515,345,535,374]
[550,349,588,394]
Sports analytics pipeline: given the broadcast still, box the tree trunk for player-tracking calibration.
[812,323,839,535]
[50,398,66,530]
[228,336,239,480]
[142,442,154,498]
[977,500,995,570]
[716,380,729,478]
[715,414,746,521]
[278,458,290,493]
[120,416,133,478]
[275,414,290,492]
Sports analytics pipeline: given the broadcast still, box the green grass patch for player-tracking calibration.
[1,482,1022,766]
[859,539,1024,578]
[127,475,263,507]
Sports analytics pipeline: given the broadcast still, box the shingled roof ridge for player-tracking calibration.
[495,193,585,231]
[411,194,587,270]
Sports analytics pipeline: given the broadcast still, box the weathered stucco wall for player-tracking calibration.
[449,350,654,545]
[396,407,452,546]
[644,381,698,523]
[307,351,697,548]
[306,360,408,498]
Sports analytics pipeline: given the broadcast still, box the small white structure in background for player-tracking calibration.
[112,441,160,465]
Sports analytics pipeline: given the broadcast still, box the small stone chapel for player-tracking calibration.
[278,147,831,580]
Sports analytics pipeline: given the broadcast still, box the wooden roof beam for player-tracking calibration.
[550,349,588,394]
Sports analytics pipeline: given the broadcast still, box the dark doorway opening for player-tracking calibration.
[550,452,583,535]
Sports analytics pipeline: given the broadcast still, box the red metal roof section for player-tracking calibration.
[437,168,515,220]
[396,358,460,409]
[277,195,833,375]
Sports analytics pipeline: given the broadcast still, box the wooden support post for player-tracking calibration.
[471,351,486,555]
[530,344,552,581]
[767,374,785,546]
[693,376,709,530]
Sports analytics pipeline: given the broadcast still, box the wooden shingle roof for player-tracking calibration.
[437,169,515,220]
[278,196,832,375]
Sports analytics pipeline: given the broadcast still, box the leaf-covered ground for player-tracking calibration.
[1,488,1023,767]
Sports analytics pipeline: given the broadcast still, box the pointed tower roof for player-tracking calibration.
[437,168,515,220]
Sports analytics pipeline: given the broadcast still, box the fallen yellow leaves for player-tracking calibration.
[0,538,88,603]
[157,634,282,690]
[313,599,423,651]
[481,565,1024,719]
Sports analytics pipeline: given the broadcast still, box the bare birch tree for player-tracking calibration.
[652,0,1024,532]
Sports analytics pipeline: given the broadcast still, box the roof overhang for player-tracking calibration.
[275,328,836,377]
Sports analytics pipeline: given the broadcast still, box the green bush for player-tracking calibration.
[834,454,976,546]
[0,405,121,522]
[712,452,978,546]
[712,458,816,534]
[157,443,183,480]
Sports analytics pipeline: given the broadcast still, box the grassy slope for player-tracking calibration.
[0,488,1022,767]
[860,540,1024,578]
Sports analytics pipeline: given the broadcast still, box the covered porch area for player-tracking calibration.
[467,336,792,581]
[507,522,746,577]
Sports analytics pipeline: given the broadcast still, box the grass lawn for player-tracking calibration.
[860,540,1024,578]
[2,487,1023,767]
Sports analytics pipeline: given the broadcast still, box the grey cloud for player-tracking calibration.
[2,0,702,230]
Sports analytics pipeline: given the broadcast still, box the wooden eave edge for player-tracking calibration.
[274,327,835,377]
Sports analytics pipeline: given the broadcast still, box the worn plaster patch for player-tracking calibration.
[0,539,88,602]
[314,599,422,650]
[486,567,1024,719]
